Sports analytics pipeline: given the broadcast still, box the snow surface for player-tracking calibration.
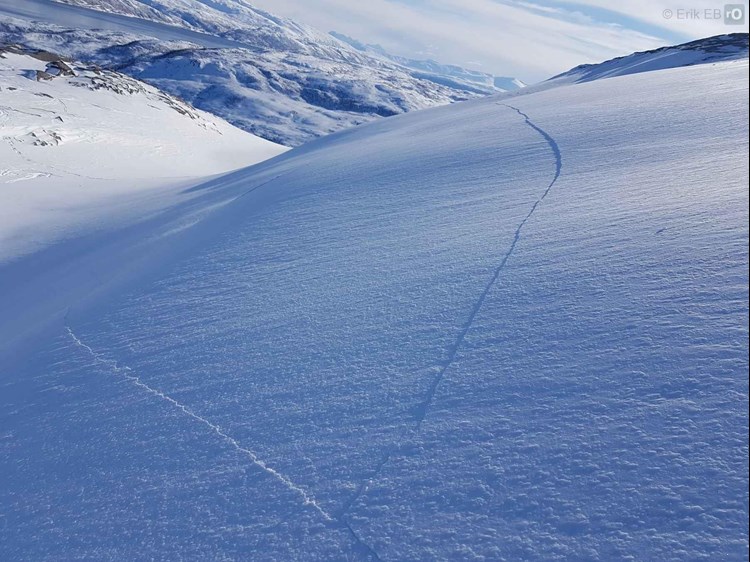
[0,55,748,560]
[548,33,749,85]
[0,48,285,262]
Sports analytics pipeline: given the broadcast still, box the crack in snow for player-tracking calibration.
[64,324,333,523]
[62,106,562,560]
[338,103,564,541]
[341,520,384,562]
[66,327,388,559]
[412,103,562,426]
[501,104,562,184]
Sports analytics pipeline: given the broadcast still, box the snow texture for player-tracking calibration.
[0,43,748,561]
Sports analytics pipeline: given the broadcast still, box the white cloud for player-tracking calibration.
[549,0,747,37]
[246,0,746,81]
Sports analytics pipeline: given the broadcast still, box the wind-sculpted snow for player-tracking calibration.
[65,324,333,521]
[1,58,748,560]
[333,103,566,555]
[417,102,564,428]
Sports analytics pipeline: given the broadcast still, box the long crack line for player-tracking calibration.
[338,103,565,545]
[64,325,333,522]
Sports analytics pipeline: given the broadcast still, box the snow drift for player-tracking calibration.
[0,41,748,561]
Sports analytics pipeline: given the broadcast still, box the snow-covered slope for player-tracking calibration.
[0,0,514,145]
[548,33,748,85]
[0,45,285,261]
[0,51,748,561]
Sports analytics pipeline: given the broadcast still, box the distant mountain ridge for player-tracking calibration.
[548,33,748,84]
[329,31,526,95]
[0,0,521,145]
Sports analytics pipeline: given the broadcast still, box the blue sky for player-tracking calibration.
[248,0,748,81]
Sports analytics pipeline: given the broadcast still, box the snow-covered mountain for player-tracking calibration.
[548,33,748,85]
[56,0,361,52]
[0,0,524,145]
[1,36,747,561]
[0,44,285,261]
[330,31,526,95]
